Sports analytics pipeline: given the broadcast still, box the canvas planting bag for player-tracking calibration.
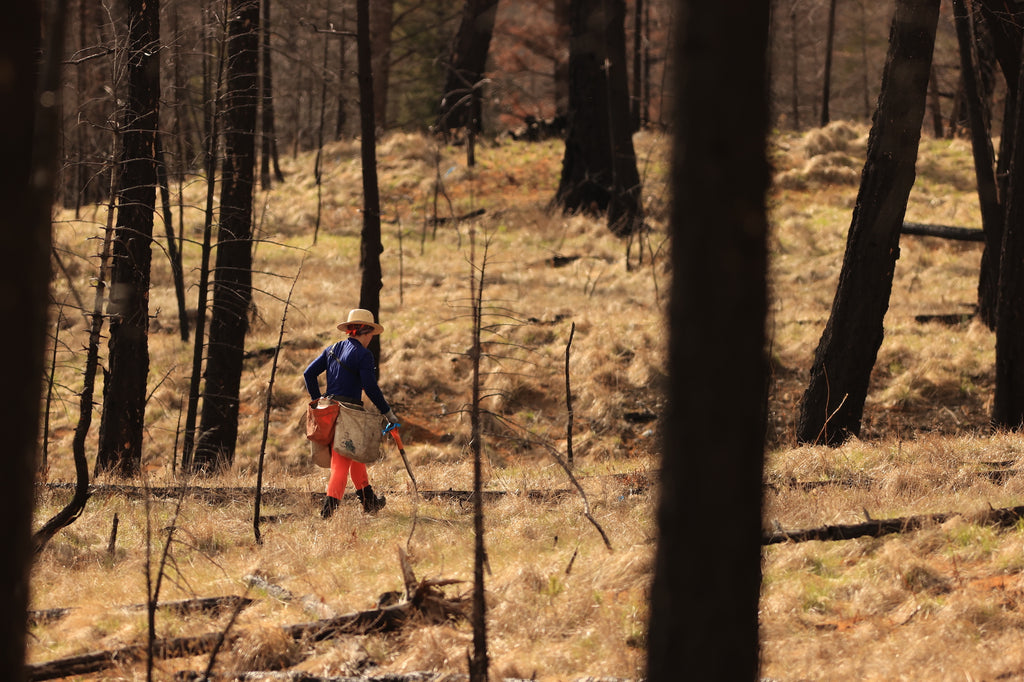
[333,401,385,464]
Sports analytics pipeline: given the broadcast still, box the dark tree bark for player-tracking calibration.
[96,0,161,476]
[2,1,55,678]
[993,32,1024,428]
[796,0,941,446]
[647,2,769,680]
[820,0,837,127]
[437,0,498,134]
[953,0,1002,329]
[336,9,349,139]
[194,0,259,471]
[357,0,385,364]
[553,0,643,237]
[259,0,284,189]
[554,0,570,118]
[370,0,393,129]
[630,0,643,131]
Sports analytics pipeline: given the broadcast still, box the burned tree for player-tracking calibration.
[193,0,259,471]
[553,0,642,237]
[796,0,941,445]
[96,0,161,476]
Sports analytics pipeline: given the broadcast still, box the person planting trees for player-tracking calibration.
[303,309,399,518]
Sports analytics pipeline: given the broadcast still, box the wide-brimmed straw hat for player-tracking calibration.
[337,308,384,335]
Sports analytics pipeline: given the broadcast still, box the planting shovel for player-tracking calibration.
[385,424,418,495]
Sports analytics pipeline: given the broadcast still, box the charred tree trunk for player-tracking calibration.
[437,0,498,135]
[630,0,643,131]
[554,0,570,119]
[647,2,769,679]
[953,0,1002,329]
[796,0,941,446]
[259,0,284,189]
[370,0,393,130]
[820,0,837,127]
[2,0,56,677]
[357,0,385,364]
[96,0,161,476]
[554,0,643,237]
[993,33,1024,429]
[194,0,259,471]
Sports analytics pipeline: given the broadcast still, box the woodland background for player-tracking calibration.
[10,0,1024,680]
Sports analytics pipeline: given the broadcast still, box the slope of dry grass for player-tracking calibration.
[35,122,1024,680]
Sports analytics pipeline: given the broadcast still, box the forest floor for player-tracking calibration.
[31,122,1024,681]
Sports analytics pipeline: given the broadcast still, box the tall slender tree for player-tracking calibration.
[259,0,284,189]
[952,0,1001,329]
[796,0,941,445]
[821,0,837,126]
[194,0,260,470]
[96,0,161,476]
[553,0,642,236]
[357,0,385,363]
[370,0,394,129]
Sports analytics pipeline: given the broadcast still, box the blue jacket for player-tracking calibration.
[303,338,391,414]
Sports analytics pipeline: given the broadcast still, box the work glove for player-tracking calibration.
[385,409,399,424]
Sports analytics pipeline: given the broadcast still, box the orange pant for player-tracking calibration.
[326,448,369,499]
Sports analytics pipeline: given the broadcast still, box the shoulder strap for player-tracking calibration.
[327,341,357,375]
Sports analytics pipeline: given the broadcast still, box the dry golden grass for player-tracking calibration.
[36,122,1024,680]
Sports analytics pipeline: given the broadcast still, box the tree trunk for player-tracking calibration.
[437,0,499,134]
[993,33,1024,429]
[820,0,837,127]
[96,0,161,476]
[554,0,570,118]
[194,0,259,471]
[953,0,1002,329]
[646,2,769,680]
[2,1,53,678]
[630,0,643,131]
[259,0,284,189]
[796,0,941,446]
[370,0,393,130]
[554,0,643,237]
[357,0,385,365]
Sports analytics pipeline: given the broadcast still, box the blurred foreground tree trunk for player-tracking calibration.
[553,0,642,237]
[796,0,940,446]
[96,0,160,476]
[194,0,259,471]
[2,1,55,678]
[647,2,769,679]
[437,0,498,135]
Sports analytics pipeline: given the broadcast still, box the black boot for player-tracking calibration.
[320,496,340,519]
[356,486,386,514]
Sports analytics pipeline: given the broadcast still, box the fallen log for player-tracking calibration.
[27,579,466,680]
[901,221,984,242]
[764,503,1024,545]
[28,595,254,627]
